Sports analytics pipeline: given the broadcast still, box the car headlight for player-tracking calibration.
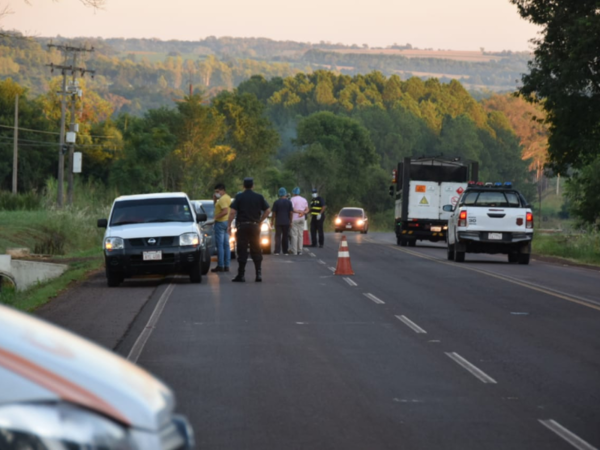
[335,218,342,225]
[104,237,124,251]
[261,223,269,232]
[0,403,135,449]
[357,219,364,226]
[179,232,200,246]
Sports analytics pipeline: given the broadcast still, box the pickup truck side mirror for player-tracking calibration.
[442,205,454,212]
[196,213,208,223]
[97,218,107,228]
[388,185,394,197]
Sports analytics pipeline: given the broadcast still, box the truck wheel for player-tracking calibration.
[201,249,211,274]
[508,253,519,264]
[454,249,465,263]
[447,244,454,260]
[399,237,407,247]
[106,273,122,288]
[408,240,416,247]
[190,259,203,283]
[518,253,530,265]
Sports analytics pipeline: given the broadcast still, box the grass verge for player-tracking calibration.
[533,232,600,266]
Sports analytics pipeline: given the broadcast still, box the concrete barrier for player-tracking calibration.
[0,255,68,291]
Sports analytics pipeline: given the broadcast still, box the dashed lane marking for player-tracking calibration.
[539,419,598,450]
[127,283,175,363]
[392,246,600,313]
[328,266,336,272]
[318,259,326,265]
[364,293,385,304]
[395,315,427,334]
[445,352,497,384]
[343,277,357,287]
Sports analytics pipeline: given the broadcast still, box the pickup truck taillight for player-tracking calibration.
[458,210,467,227]
[526,212,533,229]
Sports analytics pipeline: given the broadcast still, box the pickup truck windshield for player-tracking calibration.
[461,190,522,208]
[339,209,363,217]
[110,198,193,226]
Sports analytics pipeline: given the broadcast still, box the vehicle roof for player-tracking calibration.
[464,187,521,193]
[339,207,364,211]
[114,192,189,202]
[194,199,215,205]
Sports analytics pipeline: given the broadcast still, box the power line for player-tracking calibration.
[0,124,118,139]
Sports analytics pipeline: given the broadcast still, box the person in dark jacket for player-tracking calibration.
[271,187,294,255]
[309,188,327,248]
[228,178,271,282]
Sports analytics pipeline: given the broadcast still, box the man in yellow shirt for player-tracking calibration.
[211,183,232,272]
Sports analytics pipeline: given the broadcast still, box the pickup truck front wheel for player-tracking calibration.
[518,253,530,265]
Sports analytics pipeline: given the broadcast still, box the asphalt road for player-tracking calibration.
[38,232,600,450]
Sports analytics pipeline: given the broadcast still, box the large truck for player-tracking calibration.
[391,157,478,247]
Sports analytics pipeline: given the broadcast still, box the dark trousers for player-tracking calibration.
[236,223,262,273]
[310,216,325,246]
[274,224,290,254]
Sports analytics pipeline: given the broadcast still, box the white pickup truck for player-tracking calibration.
[446,183,534,264]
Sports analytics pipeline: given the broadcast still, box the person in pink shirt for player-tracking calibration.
[290,187,309,255]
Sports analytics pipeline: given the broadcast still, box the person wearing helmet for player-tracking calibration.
[309,188,327,248]
[290,187,309,255]
[271,187,294,255]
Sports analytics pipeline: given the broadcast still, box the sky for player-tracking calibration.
[3,0,540,51]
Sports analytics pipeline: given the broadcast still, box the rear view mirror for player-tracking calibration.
[388,185,394,197]
[196,213,208,223]
[442,205,454,212]
[97,218,107,228]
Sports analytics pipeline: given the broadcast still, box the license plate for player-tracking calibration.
[431,226,442,232]
[488,233,502,240]
[143,251,162,261]
[346,224,352,229]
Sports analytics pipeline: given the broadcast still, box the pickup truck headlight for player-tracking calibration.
[104,237,124,251]
[179,232,200,246]
[0,403,135,449]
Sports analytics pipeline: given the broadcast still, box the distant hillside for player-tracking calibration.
[0,35,530,115]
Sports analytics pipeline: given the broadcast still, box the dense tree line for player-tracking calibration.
[0,70,538,222]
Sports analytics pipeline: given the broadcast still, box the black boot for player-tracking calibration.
[232,262,245,282]
[255,268,262,282]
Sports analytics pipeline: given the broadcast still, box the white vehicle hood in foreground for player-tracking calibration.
[106,222,197,240]
[0,305,174,431]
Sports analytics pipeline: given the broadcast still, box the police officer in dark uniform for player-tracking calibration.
[228,177,271,282]
[310,188,327,248]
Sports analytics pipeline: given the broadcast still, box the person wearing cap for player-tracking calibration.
[271,187,294,255]
[310,188,327,248]
[290,187,309,255]
[228,177,271,282]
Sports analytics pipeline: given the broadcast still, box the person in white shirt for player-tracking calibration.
[289,187,309,255]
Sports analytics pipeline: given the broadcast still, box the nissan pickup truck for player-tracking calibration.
[445,182,534,264]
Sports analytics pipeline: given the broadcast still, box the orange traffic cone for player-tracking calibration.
[303,218,311,247]
[334,235,354,275]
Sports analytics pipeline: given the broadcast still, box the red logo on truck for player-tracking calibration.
[456,187,464,194]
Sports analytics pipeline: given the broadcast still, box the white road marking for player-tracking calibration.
[318,259,326,265]
[364,293,385,304]
[309,252,316,257]
[328,266,336,272]
[343,277,357,287]
[445,352,497,384]
[393,246,600,312]
[395,315,427,333]
[127,283,175,363]
[539,420,598,450]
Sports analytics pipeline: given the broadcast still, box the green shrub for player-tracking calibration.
[0,191,42,211]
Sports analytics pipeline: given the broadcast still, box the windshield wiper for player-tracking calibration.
[110,221,140,226]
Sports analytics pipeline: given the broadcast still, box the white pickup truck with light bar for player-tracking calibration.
[445,182,534,264]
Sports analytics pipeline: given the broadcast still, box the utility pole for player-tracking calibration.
[46,43,95,207]
[12,94,18,194]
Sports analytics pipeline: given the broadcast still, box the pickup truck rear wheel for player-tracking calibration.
[454,248,465,263]
[508,253,519,263]
[399,237,407,247]
[518,253,530,265]
[447,244,454,260]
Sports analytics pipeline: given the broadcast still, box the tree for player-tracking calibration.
[564,156,600,229]
[511,0,600,173]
